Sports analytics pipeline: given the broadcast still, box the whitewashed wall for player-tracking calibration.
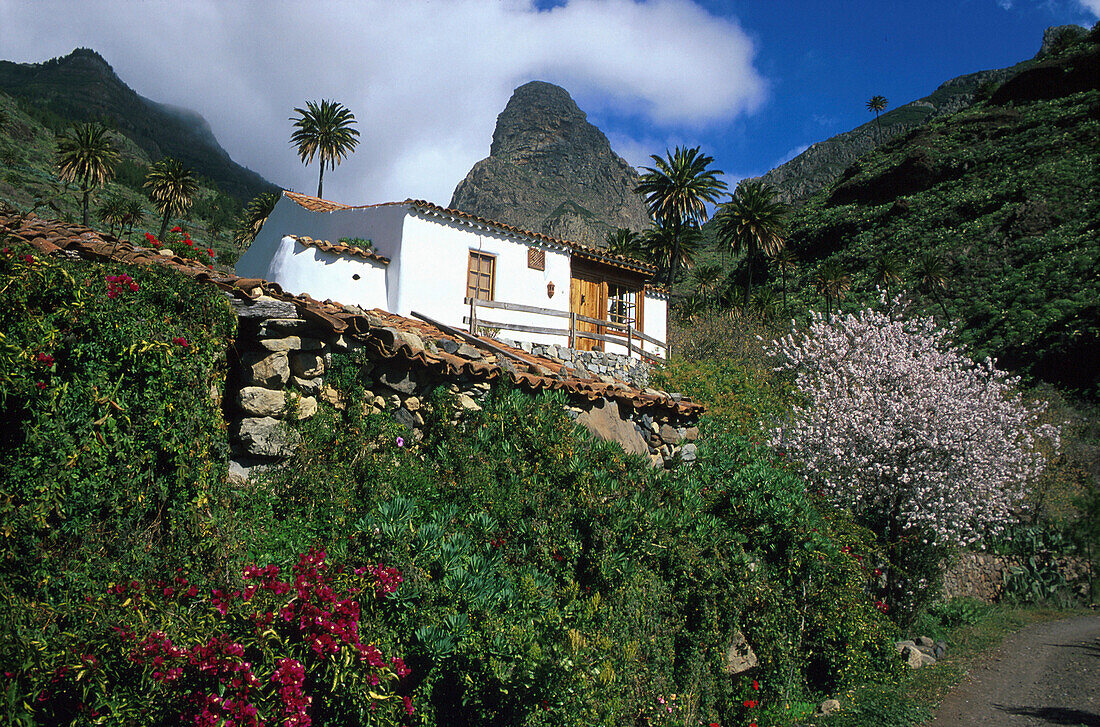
[235,195,665,358]
[397,212,572,345]
[262,236,388,310]
[642,291,668,358]
[236,196,406,311]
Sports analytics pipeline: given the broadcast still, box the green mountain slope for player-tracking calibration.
[694,31,1099,397]
[757,24,1088,205]
[0,48,276,203]
[0,89,246,264]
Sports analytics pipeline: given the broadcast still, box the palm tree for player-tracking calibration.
[233,192,279,251]
[814,261,851,319]
[96,195,128,236]
[144,158,198,239]
[641,222,701,286]
[123,199,145,242]
[689,263,725,308]
[866,95,888,145]
[290,100,360,199]
[56,122,118,227]
[915,251,950,319]
[635,146,727,286]
[716,180,789,309]
[604,227,646,261]
[773,247,798,309]
[872,251,904,295]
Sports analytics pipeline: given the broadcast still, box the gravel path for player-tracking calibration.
[929,614,1100,727]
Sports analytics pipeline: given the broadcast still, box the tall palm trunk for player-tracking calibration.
[159,208,171,240]
[317,162,325,199]
[81,185,90,227]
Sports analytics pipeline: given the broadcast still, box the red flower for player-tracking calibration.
[172,336,189,348]
[743,699,759,708]
[752,679,760,691]
[171,226,182,233]
[207,248,214,256]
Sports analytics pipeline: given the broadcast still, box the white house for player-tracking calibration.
[236,191,667,358]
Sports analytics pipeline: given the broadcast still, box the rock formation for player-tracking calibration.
[450,81,651,246]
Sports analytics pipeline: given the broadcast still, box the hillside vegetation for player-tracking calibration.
[0,88,247,265]
[0,48,276,203]
[686,29,1099,399]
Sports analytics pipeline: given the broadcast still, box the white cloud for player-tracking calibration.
[1,0,765,206]
[1078,0,1100,16]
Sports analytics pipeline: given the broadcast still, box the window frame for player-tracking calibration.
[466,250,496,302]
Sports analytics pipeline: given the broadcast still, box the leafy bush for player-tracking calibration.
[5,549,414,726]
[0,243,235,595]
[247,373,902,725]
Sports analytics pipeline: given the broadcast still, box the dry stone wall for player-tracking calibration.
[941,550,1093,603]
[226,296,698,476]
[498,337,654,388]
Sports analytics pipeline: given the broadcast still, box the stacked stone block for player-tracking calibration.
[227,295,698,476]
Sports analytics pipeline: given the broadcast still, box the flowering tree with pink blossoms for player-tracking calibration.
[767,300,1060,621]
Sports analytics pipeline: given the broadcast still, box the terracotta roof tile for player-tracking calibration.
[1,211,702,417]
[283,190,658,276]
[288,235,390,265]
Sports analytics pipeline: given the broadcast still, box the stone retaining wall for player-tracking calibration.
[942,550,1093,603]
[498,337,655,388]
[227,297,698,475]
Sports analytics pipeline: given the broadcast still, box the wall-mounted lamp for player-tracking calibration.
[547,281,556,298]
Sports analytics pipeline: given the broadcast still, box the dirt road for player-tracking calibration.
[929,614,1100,726]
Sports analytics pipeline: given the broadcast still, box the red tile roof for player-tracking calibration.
[289,235,390,265]
[282,190,658,276]
[1,211,702,417]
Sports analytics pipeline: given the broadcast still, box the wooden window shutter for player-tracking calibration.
[466,251,495,301]
[528,247,545,271]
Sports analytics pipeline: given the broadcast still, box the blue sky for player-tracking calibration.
[2,0,1096,207]
[582,0,1098,180]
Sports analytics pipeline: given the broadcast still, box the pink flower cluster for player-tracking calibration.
[368,563,404,597]
[105,273,139,298]
[271,658,310,727]
[99,553,411,725]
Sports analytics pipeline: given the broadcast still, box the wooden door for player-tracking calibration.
[570,274,606,351]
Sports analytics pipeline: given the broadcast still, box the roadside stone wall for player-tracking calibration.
[498,337,655,388]
[227,296,698,477]
[942,550,1093,603]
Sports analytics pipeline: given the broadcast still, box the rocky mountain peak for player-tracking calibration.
[489,80,589,160]
[450,81,651,246]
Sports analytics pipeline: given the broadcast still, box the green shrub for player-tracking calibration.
[0,243,235,591]
[5,549,413,726]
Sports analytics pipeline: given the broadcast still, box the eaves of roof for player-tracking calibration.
[288,235,390,265]
[283,190,659,277]
[1,211,702,418]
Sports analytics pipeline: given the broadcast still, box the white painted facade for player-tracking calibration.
[237,192,664,357]
[263,236,389,311]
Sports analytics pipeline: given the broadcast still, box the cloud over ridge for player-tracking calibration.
[2,0,765,206]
